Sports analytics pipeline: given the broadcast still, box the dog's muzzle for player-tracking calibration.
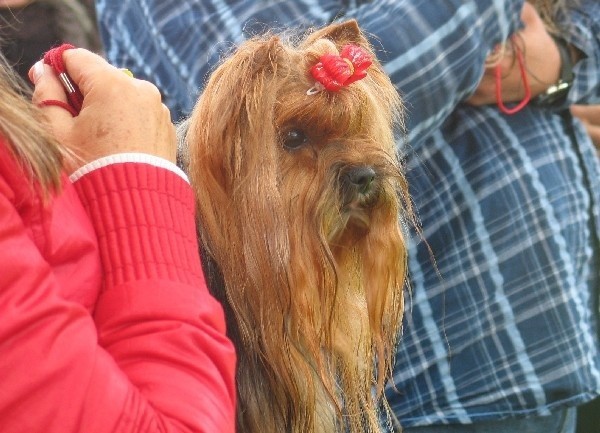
[340,165,380,214]
[344,166,376,194]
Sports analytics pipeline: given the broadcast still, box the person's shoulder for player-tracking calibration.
[0,135,50,211]
[0,137,25,200]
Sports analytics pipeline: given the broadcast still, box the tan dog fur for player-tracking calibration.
[182,19,410,433]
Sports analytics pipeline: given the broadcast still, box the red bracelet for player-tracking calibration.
[495,36,531,115]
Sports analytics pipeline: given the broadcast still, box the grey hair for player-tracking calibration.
[175,117,191,171]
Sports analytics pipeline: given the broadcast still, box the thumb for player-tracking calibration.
[29,60,74,141]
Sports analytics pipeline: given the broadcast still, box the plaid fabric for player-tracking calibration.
[96,0,600,427]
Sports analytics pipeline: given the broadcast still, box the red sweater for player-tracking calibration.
[0,139,236,432]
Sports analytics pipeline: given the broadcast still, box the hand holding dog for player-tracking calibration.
[29,48,176,171]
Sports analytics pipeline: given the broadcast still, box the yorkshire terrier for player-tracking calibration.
[180,19,409,433]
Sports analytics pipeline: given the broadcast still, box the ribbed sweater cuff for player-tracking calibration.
[72,162,204,290]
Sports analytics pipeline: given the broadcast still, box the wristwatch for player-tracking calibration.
[533,36,575,106]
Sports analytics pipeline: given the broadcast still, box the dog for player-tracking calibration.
[180,19,410,433]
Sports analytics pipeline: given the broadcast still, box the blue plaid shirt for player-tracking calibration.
[96,0,600,427]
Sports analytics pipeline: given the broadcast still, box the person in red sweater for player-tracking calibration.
[0,45,236,432]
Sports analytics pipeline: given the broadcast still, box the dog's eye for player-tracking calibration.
[282,129,308,150]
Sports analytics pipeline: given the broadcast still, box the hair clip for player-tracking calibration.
[307,44,372,95]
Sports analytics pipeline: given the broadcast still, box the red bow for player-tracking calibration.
[310,44,372,92]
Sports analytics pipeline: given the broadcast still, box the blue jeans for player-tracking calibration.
[401,408,577,433]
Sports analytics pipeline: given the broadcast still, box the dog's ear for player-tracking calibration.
[186,35,290,288]
[186,36,295,403]
[303,19,369,49]
[187,35,284,194]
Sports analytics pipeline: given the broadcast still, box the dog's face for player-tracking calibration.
[183,20,408,433]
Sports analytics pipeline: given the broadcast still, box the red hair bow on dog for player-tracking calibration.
[309,44,372,92]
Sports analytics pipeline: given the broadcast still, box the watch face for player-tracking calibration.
[546,81,571,95]
[532,79,572,107]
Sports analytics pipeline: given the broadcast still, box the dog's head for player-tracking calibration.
[182,19,409,433]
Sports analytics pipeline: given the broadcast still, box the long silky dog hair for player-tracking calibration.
[181,19,410,433]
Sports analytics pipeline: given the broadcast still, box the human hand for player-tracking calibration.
[571,105,600,149]
[466,2,560,106]
[29,48,176,172]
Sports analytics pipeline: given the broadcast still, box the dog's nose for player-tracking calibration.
[344,166,376,193]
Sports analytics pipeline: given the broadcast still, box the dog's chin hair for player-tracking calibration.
[325,211,370,245]
[183,19,409,433]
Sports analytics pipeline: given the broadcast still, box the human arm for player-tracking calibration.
[95,0,523,140]
[338,0,524,141]
[467,0,600,109]
[0,163,236,433]
[466,2,562,107]
[0,49,236,433]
